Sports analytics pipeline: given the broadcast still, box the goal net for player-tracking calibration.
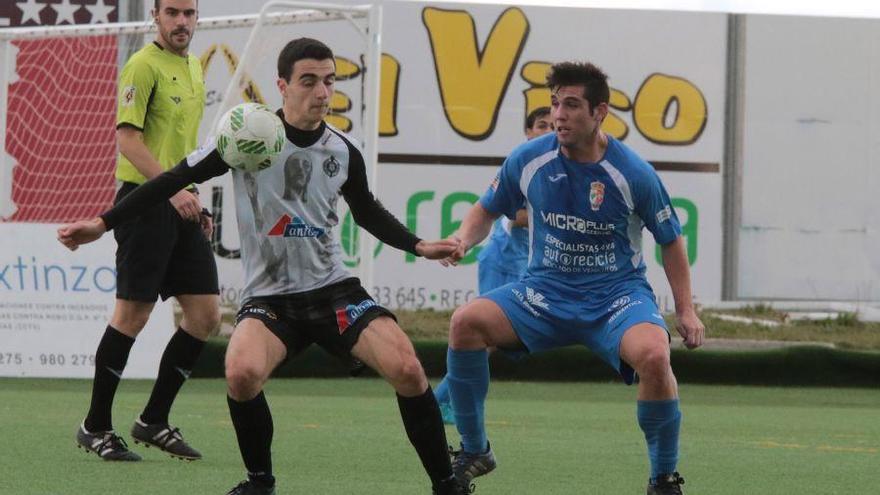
[0,2,381,225]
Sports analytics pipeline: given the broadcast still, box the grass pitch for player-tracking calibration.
[1,378,877,494]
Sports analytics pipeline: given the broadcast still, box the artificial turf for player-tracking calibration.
[1,378,877,494]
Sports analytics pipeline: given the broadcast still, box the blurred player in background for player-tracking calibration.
[440,62,704,495]
[59,38,472,495]
[434,107,554,424]
[478,107,554,296]
[74,0,220,463]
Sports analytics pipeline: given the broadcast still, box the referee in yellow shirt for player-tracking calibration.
[75,0,220,462]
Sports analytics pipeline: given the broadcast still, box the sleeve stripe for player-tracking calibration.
[599,159,635,212]
[326,126,362,159]
[519,149,558,198]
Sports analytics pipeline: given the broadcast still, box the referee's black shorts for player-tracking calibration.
[113,181,219,302]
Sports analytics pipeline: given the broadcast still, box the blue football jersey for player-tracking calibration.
[479,133,681,302]
[477,216,529,275]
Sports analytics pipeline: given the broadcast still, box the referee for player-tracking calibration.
[74,0,220,462]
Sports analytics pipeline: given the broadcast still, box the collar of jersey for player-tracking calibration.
[276,108,327,148]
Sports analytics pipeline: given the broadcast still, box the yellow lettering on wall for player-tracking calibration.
[326,91,352,132]
[603,89,631,140]
[380,54,401,137]
[520,61,551,119]
[325,57,361,132]
[330,92,352,112]
[632,73,707,145]
[335,57,361,80]
[423,7,529,140]
[200,44,265,104]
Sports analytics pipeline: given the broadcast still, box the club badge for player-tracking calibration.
[589,181,605,211]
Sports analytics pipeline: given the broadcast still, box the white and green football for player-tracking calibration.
[215,102,285,173]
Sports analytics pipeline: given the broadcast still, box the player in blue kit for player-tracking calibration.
[434,107,554,424]
[440,62,704,495]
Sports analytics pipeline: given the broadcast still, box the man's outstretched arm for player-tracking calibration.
[441,202,498,266]
[57,150,229,250]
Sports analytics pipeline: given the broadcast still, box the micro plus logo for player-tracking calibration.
[0,256,116,293]
[268,215,325,238]
[540,211,615,234]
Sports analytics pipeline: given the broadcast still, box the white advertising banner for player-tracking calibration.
[184,2,726,309]
[0,224,175,378]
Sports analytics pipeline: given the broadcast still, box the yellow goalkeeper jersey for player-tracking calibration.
[115,42,205,184]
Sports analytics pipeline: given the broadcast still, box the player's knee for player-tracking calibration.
[111,311,151,335]
[194,309,221,337]
[449,304,484,346]
[204,306,222,331]
[181,306,221,339]
[398,354,426,384]
[386,353,426,392]
[634,346,671,378]
[225,359,264,400]
[128,314,151,333]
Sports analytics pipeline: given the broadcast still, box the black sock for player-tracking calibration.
[84,325,135,432]
[397,386,455,485]
[228,392,275,487]
[140,327,206,425]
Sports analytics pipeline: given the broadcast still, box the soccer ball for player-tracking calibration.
[215,103,285,173]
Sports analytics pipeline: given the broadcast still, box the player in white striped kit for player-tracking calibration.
[58,38,472,495]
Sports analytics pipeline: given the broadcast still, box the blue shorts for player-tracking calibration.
[481,282,668,384]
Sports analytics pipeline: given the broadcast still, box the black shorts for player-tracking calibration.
[235,277,395,361]
[114,182,219,302]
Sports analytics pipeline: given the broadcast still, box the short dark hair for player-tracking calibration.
[546,62,609,111]
[277,38,335,82]
[525,107,551,130]
[154,0,198,10]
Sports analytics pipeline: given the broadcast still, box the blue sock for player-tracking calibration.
[434,375,451,404]
[637,399,681,480]
[446,348,490,453]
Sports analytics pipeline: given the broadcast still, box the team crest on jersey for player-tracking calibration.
[589,181,605,211]
[121,85,136,107]
[323,155,341,177]
[335,300,378,334]
[267,214,325,238]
